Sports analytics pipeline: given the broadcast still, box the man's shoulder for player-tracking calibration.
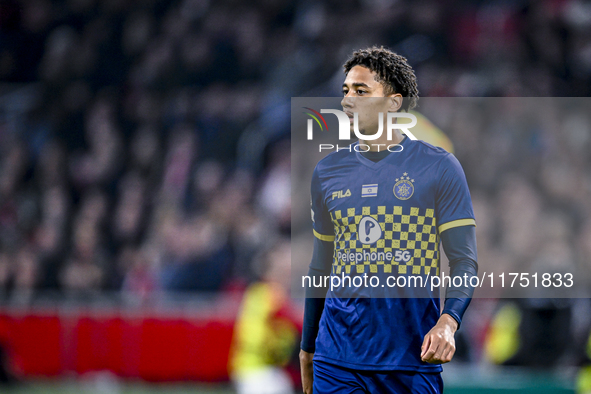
[314,147,355,174]
[410,138,450,157]
[407,138,457,169]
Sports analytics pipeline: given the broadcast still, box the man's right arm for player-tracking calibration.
[301,167,334,393]
[300,236,333,394]
[301,237,334,352]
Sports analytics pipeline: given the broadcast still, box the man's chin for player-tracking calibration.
[353,127,372,136]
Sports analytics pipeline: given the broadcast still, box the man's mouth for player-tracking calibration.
[345,111,354,123]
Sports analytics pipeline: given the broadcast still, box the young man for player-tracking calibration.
[299,46,478,394]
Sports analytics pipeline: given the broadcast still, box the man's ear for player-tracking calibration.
[388,94,403,112]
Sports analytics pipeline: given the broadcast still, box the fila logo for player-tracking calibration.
[332,189,351,200]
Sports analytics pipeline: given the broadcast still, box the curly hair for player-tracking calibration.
[343,46,419,111]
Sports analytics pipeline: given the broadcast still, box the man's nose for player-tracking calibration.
[341,94,353,109]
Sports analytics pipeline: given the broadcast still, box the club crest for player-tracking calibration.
[393,172,414,200]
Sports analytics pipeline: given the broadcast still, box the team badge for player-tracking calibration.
[393,172,414,200]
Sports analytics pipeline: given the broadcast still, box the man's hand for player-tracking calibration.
[421,313,458,364]
[300,349,314,394]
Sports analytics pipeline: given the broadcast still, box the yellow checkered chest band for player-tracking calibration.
[330,205,440,276]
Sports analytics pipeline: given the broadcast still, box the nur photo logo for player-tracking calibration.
[303,107,419,152]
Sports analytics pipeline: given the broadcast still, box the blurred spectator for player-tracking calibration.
[229,239,300,394]
[485,298,575,368]
[120,245,158,299]
[111,171,148,250]
[257,140,291,234]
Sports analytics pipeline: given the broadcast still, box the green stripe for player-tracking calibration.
[313,229,334,242]
[438,218,476,233]
[305,112,323,131]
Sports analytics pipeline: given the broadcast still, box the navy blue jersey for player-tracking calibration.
[310,137,475,372]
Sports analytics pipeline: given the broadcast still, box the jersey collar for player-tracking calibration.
[354,135,410,170]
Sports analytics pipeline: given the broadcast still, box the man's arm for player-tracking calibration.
[300,237,333,394]
[301,166,334,394]
[421,225,478,364]
[301,237,334,351]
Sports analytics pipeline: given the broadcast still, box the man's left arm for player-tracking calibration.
[421,224,478,364]
[422,153,478,364]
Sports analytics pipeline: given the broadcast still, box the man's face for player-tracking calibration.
[341,65,400,136]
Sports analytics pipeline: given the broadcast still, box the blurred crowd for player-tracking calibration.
[0,0,296,299]
[0,0,591,377]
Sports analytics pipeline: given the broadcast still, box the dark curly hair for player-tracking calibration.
[343,46,419,111]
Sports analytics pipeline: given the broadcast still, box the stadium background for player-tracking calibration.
[0,0,590,392]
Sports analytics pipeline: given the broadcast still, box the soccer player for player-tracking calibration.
[299,46,478,394]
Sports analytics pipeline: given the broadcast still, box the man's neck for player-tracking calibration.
[359,130,405,152]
